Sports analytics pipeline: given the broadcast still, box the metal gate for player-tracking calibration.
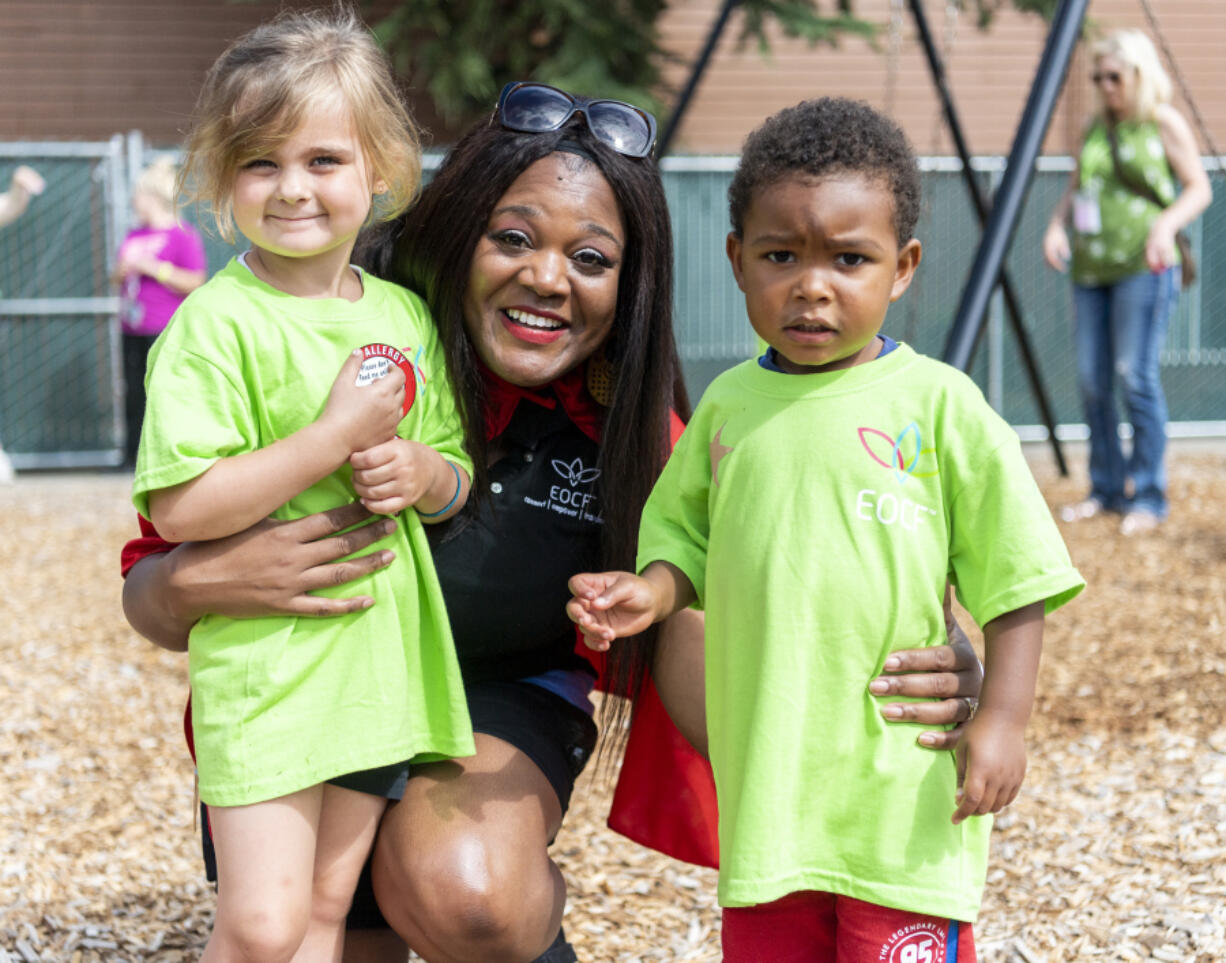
[1,143,1224,470]
[0,139,126,468]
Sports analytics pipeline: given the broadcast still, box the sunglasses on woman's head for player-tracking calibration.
[1092,70,1124,86]
[496,82,658,159]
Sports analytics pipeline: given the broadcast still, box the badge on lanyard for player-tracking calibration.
[355,343,416,416]
[1072,192,1102,235]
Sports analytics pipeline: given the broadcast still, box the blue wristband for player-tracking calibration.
[418,461,462,518]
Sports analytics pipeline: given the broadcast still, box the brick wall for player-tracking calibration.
[657,0,1226,156]
[1,0,1221,156]
[0,0,401,145]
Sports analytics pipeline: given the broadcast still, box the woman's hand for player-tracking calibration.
[10,165,45,199]
[1042,221,1071,273]
[1144,215,1179,273]
[868,619,984,751]
[122,502,398,650]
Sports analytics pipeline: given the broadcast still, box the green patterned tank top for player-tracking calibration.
[1071,119,1177,287]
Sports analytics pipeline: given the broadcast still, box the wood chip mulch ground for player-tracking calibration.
[2,444,1224,962]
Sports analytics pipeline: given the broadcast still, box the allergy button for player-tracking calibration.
[490,482,504,495]
[355,343,416,416]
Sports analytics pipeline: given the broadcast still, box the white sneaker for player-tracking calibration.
[0,446,14,485]
[1060,498,1103,523]
[1120,510,1161,536]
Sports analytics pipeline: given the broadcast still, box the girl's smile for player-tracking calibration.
[231,100,385,297]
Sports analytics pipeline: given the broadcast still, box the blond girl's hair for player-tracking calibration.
[179,5,420,240]
[135,155,181,210]
[1093,28,1172,123]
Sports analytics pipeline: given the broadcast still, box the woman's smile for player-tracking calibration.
[464,152,625,387]
[502,306,568,343]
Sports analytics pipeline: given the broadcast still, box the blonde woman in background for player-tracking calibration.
[113,156,206,467]
[1043,29,1211,535]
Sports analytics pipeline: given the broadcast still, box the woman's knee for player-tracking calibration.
[374,830,561,958]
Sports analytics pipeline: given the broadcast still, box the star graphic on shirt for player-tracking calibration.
[710,424,733,486]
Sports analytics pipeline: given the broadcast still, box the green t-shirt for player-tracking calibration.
[1072,119,1178,286]
[133,258,475,807]
[636,344,1084,921]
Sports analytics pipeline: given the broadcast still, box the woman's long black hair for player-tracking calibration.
[361,116,690,743]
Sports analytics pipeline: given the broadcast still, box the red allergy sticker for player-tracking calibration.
[355,343,416,416]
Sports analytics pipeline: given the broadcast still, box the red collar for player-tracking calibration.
[481,362,603,443]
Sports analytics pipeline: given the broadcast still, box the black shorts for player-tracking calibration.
[199,679,598,931]
[345,678,598,929]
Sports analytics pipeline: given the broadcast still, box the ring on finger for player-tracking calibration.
[962,697,979,721]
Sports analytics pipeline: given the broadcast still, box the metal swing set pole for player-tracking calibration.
[908,0,1071,475]
[938,0,1089,459]
[659,0,1086,474]
[657,0,741,159]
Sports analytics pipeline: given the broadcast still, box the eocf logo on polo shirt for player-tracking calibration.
[521,456,602,524]
[547,457,600,519]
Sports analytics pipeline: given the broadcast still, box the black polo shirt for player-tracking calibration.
[426,400,603,683]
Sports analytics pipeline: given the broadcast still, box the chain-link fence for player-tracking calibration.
[0,142,1223,469]
[664,155,1226,442]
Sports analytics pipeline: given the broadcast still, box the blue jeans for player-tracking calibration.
[1072,267,1179,516]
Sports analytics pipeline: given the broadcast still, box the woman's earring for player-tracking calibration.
[585,348,616,407]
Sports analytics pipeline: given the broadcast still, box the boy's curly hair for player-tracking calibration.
[728,97,921,244]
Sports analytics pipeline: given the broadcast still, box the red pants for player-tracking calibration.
[722,890,977,963]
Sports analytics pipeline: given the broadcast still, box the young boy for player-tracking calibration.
[568,98,1084,962]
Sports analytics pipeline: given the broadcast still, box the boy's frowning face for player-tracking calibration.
[726,173,920,374]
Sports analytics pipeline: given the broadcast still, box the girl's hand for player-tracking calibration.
[351,438,435,515]
[321,351,406,455]
[566,572,660,652]
[1042,221,1071,273]
[951,711,1027,825]
[1145,216,1179,273]
[869,619,983,750]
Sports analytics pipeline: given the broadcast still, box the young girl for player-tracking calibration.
[113,156,207,468]
[131,10,475,962]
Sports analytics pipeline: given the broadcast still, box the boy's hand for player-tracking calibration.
[321,351,405,455]
[567,572,661,652]
[952,712,1027,825]
[351,438,436,515]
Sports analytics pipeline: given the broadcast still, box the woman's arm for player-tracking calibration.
[1042,163,1080,272]
[122,503,399,651]
[0,166,43,228]
[1148,104,1213,271]
[651,606,985,760]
